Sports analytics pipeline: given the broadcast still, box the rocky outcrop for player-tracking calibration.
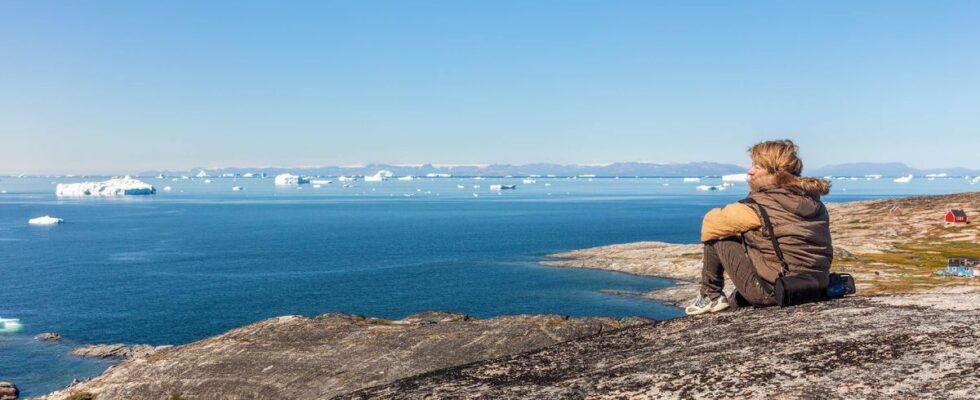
[0,382,18,400]
[70,344,163,359]
[540,192,980,304]
[34,332,62,342]
[42,312,637,400]
[345,293,980,400]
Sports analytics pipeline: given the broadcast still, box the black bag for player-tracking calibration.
[740,198,855,307]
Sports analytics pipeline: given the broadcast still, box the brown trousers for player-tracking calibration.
[700,237,776,306]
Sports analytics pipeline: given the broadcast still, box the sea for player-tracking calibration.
[0,174,975,396]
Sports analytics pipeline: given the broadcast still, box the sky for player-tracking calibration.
[1,1,979,174]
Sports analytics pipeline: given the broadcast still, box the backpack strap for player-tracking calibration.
[739,198,790,276]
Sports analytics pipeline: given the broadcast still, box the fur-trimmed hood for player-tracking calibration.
[748,172,831,199]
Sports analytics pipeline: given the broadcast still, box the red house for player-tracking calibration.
[945,209,968,223]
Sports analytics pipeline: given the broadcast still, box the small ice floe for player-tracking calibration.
[425,173,452,178]
[310,179,332,185]
[489,184,516,191]
[472,185,481,189]
[29,216,63,225]
[338,176,356,182]
[696,185,725,191]
[456,185,465,189]
[1,190,6,194]
[722,173,748,182]
[544,183,552,187]
[893,175,913,183]
[473,177,486,181]
[522,179,537,184]
[163,186,172,192]
[864,174,882,180]
[683,177,701,183]
[232,186,244,191]
[156,174,166,179]
[397,176,415,181]
[0,318,23,333]
[313,184,321,188]
[472,193,479,197]
[274,173,310,185]
[56,178,156,197]
[203,179,212,184]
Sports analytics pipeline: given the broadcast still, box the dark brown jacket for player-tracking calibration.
[742,174,833,286]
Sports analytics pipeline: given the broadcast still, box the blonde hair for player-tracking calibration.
[748,139,830,197]
[749,139,803,176]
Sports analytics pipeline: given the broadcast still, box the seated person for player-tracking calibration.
[686,140,833,315]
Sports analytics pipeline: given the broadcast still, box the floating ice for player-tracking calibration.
[29,216,63,225]
[696,185,725,191]
[397,176,415,181]
[490,184,516,191]
[196,170,209,178]
[722,174,748,182]
[163,186,172,191]
[522,179,537,184]
[274,174,310,185]
[232,186,244,191]
[425,173,452,178]
[683,177,701,183]
[364,170,393,182]
[0,318,23,333]
[56,178,156,197]
[310,179,332,185]
[893,175,913,183]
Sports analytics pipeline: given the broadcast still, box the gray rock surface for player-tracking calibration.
[0,382,17,400]
[33,332,62,342]
[345,294,980,400]
[69,344,162,359]
[43,312,630,400]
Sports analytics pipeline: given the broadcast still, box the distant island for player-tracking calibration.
[136,161,980,179]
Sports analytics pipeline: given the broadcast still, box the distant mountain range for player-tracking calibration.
[806,163,980,177]
[137,162,980,178]
[140,162,749,178]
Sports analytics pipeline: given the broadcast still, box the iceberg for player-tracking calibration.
[232,186,244,191]
[696,185,725,191]
[274,174,310,185]
[397,176,415,181]
[522,179,537,184]
[196,170,209,178]
[338,176,356,182]
[683,177,701,183]
[893,175,913,183]
[56,178,156,197]
[364,170,392,182]
[425,173,452,178]
[0,317,23,333]
[722,174,748,182]
[29,216,63,225]
[864,174,882,180]
[163,186,173,191]
[490,184,516,191]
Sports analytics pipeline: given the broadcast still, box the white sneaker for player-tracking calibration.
[685,295,730,316]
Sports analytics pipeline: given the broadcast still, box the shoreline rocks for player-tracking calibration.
[34,332,62,342]
[70,344,163,359]
[42,312,634,400]
[0,382,18,400]
[344,294,980,399]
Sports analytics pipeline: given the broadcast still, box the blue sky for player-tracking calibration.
[1,1,978,174]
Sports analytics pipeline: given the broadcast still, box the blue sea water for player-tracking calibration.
[0,175,975,396]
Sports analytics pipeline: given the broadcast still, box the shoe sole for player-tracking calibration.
[685,300,729,316]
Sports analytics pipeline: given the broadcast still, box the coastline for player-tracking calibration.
[538,191,980,304]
